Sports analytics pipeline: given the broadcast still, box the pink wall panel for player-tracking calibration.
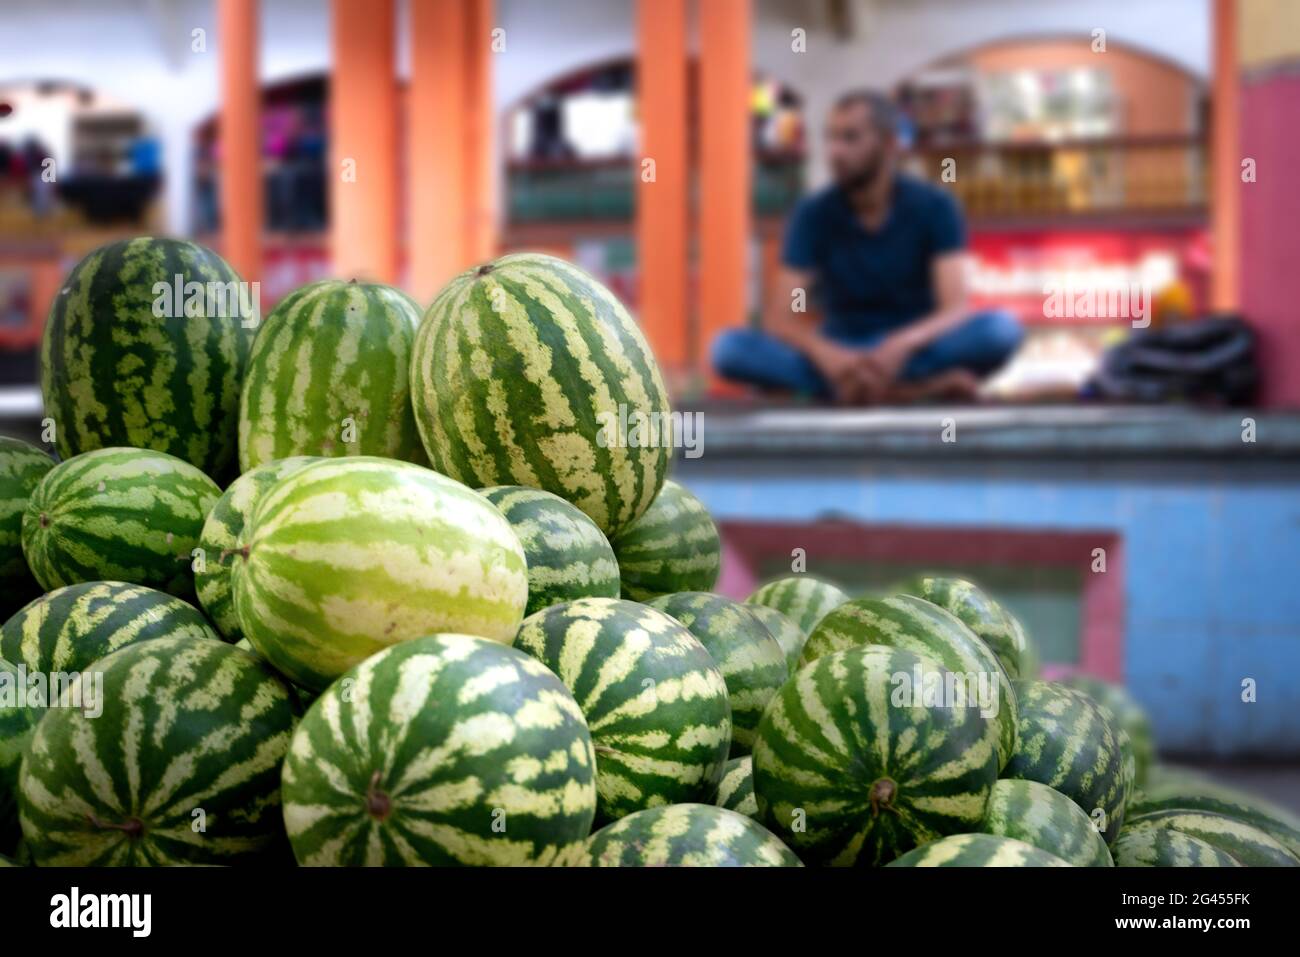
[1240,70,1300,407]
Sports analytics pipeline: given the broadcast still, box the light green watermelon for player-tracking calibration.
[902,576,1031,679]
[802,594,1018,770]
[1119,809,1298,867]
[21,447,221,600]
[194,456,317,640]
[747,575,849,635]
[714,756,758,819]
[982,779,1112,866]
[282,633,597,866]
[18,637,297,865]
[238,279,426,470]
[753,644,1000,866]
[0,436,54,617]
[409,253,671,537]
[480,485,620,616]
[40,237,254,481]
[745,604,806,675]
[887,833,1072,867]
[573,804,801,867]
[1003,680,1130,843]
[513,597,731,822]
[231,456,528,691]
[610,479,720,600]
[646,592,787,755]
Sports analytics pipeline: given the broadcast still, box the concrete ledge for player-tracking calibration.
[677,404,1300,461]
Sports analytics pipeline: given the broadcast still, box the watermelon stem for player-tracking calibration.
[87,811,145,839]
[869,778,898,817]
[365,770,392,821]
[476,264,494,277]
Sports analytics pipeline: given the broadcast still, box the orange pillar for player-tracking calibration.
[1211,0,1241,310]
[408,0,468,302]
[217,0,261,282]
[635,0,689,370]
[463,0,498,265]
[330,0,398,283]
[698,0,752,376]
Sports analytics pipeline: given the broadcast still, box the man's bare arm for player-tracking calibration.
[765,266,863,398]
[863,252,972,383]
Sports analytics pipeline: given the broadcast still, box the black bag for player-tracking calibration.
[1087,314,1258,405]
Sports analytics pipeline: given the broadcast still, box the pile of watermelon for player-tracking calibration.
[1,236,1297,868]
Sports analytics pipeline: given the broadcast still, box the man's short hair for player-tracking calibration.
[832,89,899,138]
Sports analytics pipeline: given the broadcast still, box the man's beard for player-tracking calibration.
[835,152,884,193]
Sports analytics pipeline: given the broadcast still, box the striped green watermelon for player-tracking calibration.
[887,833,1071,867]
[1111,826,1241,867]
[982,779,1112,866]
[409,253,671,537]
[802,595,1018,770]
[747,575,849,635]
[480,485,620,616]
[610,479,720,600]
[0,581,219,675]
[0,582,220,850]
[746,604,806,675]
[573,804,801,867]
[282,633,597,866]
[1130,768,1300,857]
[231,456,528,691]
[0,436,54,617]
[513,597,731,822]
[233,636,318,711]
[18,636,297,865]
[1120,809,1298,867]
[646,592,787,755]
[1003,680,1130,843]
[903,577,1031,680]
[40,237,254,480]
[0,657,37,852]
[752,644,1000,866]
[1060,675,1155,788]
[238,279,426,470]
[21,447,221,600]
[715,756,757,819]
[195,456,317,640]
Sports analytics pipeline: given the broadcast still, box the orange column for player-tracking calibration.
[408,0,468,302]
[463,0,498,265]
[217,0,261,282]
[330,0,398,283]
[1211,0,1241,310]
[635,0,689,370]
[698,0,752,376]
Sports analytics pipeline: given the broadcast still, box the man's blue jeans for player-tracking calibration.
[711,309,1024,399]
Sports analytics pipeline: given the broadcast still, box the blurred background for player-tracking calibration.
[0,0,1297,792]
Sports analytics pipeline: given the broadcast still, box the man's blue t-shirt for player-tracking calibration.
[782,174,966,341]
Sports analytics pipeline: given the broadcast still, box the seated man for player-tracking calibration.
[713,90,1023,404]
